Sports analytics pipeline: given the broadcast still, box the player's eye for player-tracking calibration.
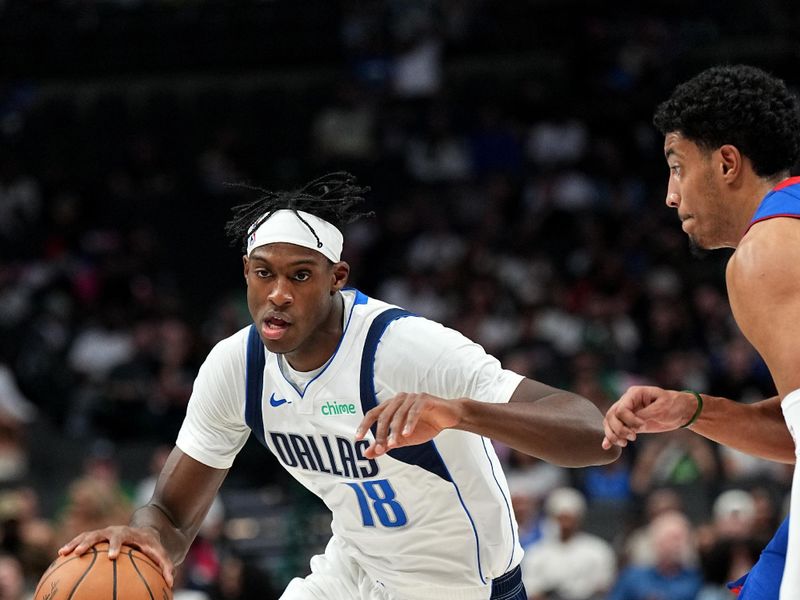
[294,271,311,282]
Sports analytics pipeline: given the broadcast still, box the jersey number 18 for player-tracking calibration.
[345,479,408,528]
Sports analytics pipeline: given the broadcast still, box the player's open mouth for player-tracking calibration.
[262,317,291,340]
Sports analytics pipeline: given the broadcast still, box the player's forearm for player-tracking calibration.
[689,394,794,463]
[456,394,620,467]
[130,503,196,565]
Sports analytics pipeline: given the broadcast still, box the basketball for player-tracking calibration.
[33,543,172,600]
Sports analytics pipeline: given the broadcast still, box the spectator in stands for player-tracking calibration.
[609,510,702,600]
[521,487,616,600]
[0,552,28,600]
[622,487,686,568]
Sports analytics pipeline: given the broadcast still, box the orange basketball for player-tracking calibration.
[33,542,172,600]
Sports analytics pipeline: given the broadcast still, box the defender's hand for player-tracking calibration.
[602,386,699,449]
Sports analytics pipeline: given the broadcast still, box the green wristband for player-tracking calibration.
[680,390,703,428]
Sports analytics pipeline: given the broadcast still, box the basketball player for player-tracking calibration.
[602,65,800,599]
[60,172,619,600]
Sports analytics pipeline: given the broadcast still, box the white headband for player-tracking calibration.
[246,209,344,262]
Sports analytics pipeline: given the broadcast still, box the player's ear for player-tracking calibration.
[718,144,741,181]
[242,255,250,284]
[331,261,350,294]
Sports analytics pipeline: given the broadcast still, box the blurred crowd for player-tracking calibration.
[2,1,800,599]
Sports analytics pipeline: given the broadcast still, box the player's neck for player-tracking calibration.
[284,292,345,372]
[732,174,786,246]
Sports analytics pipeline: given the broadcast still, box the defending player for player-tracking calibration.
[602,65,800,599]
[60,172,618,600]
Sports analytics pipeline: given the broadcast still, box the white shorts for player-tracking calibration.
[279,536,396,600]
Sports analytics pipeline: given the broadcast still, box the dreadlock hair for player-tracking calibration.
[653,65,800,178]
[225,171,373,253]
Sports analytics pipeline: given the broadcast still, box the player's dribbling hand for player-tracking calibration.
[602,386,698,450]
[58,525,175,588]
[355,392,462,458]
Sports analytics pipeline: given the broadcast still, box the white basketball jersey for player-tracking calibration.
[177,289,525,600]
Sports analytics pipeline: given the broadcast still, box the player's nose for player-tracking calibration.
[267,277,293,306]
[665,180,680,208]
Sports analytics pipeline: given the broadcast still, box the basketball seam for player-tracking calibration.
[125,552,161,572]
[127,549,156,600]
[66,546,98,600]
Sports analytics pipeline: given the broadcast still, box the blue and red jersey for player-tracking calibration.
[746,176,800,232]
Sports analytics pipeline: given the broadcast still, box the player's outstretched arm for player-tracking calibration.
[357,379,619,467]
[603,385,793,463]
[58,447,228,587]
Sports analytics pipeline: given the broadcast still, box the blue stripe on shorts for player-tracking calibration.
[491,565,526,600]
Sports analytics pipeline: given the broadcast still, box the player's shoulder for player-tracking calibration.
[728,222,800,316]
[353,291,482,356]
[382,311,459,344]
[732,219,800,282]
[204,325,250,367]
[378,312,486,373]
[349,290,440,333]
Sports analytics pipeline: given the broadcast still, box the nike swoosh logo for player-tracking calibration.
[269,393,290,407]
